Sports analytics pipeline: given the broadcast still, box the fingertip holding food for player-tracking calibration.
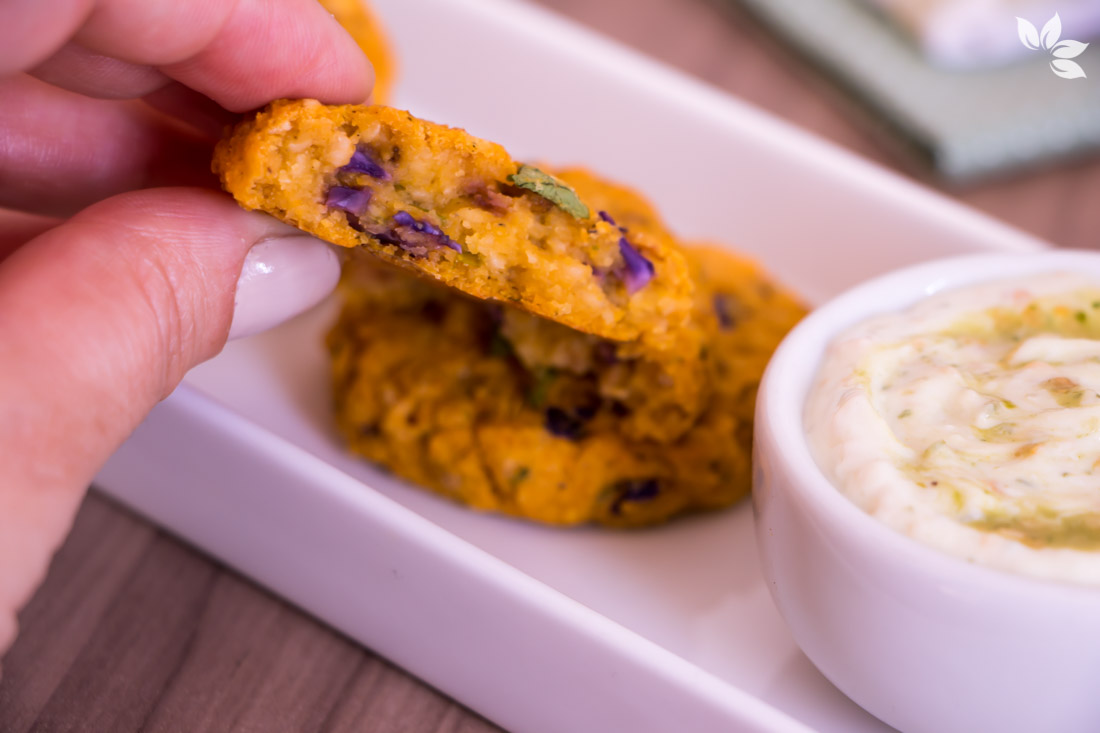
[228,234,341,340]
[318,0,397,104]
[0,609,14,665]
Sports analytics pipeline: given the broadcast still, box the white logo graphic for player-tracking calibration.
[1017,13,1088,79]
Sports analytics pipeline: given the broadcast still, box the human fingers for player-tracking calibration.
[0,209,60,263]
[2,0,373,110]
[30,41,170,100]
[0,75,214,217]
[0,0,89,77]
[29,46,235,139]
[141,81,239,140]
[0,187,341,658]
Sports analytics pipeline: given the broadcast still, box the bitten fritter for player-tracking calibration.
[326,243,805,527]
[317,0,397,104]
[213,100,696,352]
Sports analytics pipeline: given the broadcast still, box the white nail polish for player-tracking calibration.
[228,236,341,341]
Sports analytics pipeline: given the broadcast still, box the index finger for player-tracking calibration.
[1,0,373,111]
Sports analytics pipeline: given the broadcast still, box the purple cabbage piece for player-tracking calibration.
[713,293,738,330]
[593,341,618,364]
[545,403,599,441]
[345,213,401,246]
[610,478,660,515]
[617,237,655,294]
[371,229,403,247]
[340,147,390,180]
[347,210,461,256]
[325,185,372,216]
[575,403,598,420]
[545,407,586,440]
[390,211,462,255]
[598,210,629,234]
[464,182,512,214]
[393,211,438,234]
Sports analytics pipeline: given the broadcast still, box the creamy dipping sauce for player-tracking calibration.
[806,272,1100,585]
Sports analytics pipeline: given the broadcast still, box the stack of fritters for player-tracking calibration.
[215,100,804,526]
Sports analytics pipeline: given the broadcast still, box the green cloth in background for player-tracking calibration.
[736,0,1100,182]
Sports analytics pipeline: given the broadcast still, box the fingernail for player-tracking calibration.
[228,235,341,341]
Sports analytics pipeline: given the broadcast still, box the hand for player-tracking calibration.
[0,0,374,667]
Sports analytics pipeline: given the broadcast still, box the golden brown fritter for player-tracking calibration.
[326,243,804,527]
[213,100,696,352]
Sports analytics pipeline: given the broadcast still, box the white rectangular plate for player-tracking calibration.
[96,1,1046,731]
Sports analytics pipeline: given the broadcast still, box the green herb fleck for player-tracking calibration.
[1076,311,1088,324]
[527,367,558,408]
[897,409,912,419]
[974,423,1016,442]
[510,466,531,488]
[970,507,1100,551]
[509,165,590,219]
[488,332,513,358]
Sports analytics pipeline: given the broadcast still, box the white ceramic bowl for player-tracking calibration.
[754,251,1100,733]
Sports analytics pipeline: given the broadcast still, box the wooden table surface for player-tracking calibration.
[3,0,1097,731]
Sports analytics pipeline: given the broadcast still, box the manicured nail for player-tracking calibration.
[228,235,341,341]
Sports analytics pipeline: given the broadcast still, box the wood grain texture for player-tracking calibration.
[2,0,1098,730]
[0,495,503,733]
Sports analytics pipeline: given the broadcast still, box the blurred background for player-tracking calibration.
[535,0,1100,250]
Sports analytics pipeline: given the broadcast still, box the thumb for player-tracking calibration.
[0,188,339,659]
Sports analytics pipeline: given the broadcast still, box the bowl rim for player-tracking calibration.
[758,249,1100,601]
